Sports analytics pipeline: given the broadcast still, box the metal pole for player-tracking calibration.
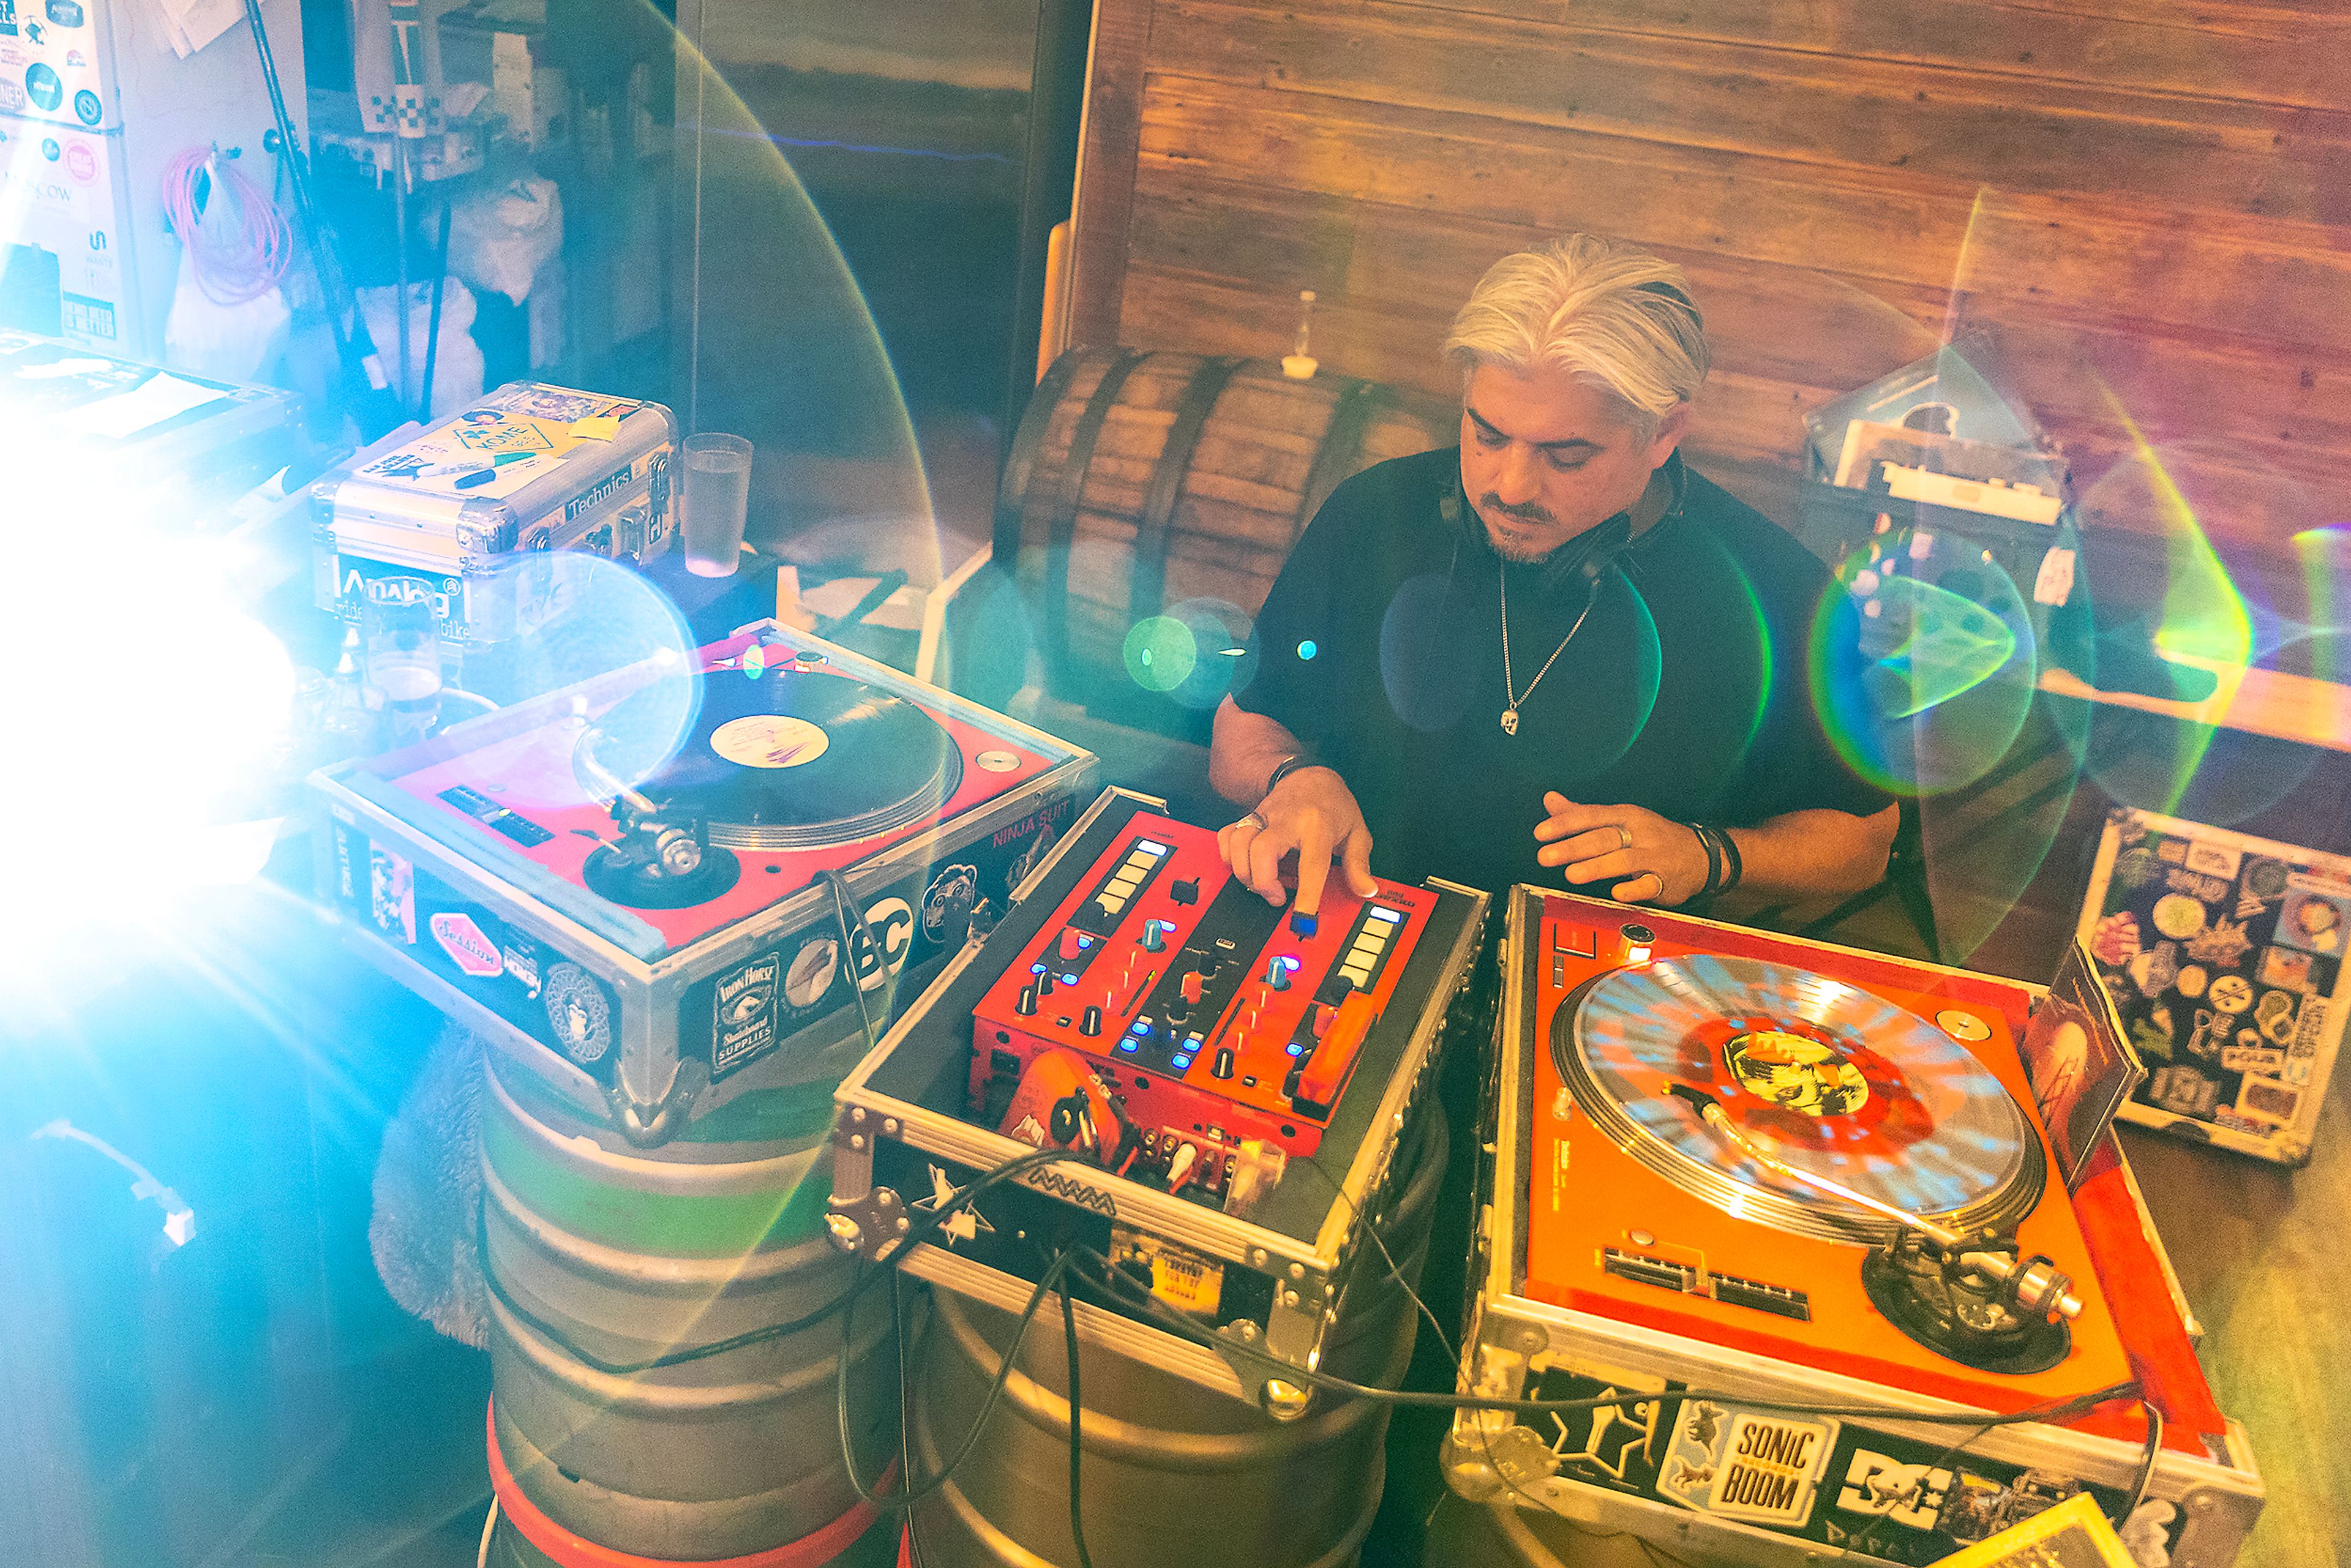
[392,143,411,414]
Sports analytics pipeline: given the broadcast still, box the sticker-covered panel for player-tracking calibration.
[326,816,623,1078]
[1472,1360,2181,1567]
[2080,810,2348,1163]
[681,791,1078,1078]
[373,642,1067,953]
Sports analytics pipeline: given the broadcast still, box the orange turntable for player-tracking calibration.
[1447,888,2263,1567]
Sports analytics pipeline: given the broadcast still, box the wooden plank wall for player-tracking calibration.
[1067,0,2351,581]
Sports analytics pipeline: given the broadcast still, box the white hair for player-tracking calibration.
[1442,235,1711,438]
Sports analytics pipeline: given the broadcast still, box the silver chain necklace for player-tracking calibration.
[1499,570,1596,735]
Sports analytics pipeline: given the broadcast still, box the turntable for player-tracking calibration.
[1445,888,2263,1566]
[312,622,1093,1135]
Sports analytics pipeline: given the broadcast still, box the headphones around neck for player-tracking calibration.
[1438,484,1638,601]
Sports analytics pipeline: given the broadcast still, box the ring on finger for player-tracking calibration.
[1615,824,1632,851]
[1240,811,1268,831]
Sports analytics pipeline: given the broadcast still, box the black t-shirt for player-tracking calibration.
[1231,447,1891,897]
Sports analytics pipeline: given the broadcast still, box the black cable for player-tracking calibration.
[1060,1266,1097,1568]
[838,1249,1080,1516]
[894,1273,927,1568]
[1300,1146,1457,1368]
[1071,1240,2165,1561]
[1062,1243,2140,1429]
[239,0,396,435]
[484,1144,1094,1376]
[823,868,884,1054]
[418,195,454,424]
[2119,1397,2164,1527]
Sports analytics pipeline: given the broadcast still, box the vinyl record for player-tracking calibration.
[581,669,964,849]
[1559,954,2041,1245]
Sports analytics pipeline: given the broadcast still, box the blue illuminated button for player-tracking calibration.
[1298,640,1317,660]
[1171,1055,1193,1071]
[1117,1040,1139,1052]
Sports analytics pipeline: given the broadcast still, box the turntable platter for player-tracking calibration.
[1559,955,2041,1244]
[582,669,965,850]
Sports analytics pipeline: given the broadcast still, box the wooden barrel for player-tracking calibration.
[997,347,1458,727]
[902,1112,1448,1568]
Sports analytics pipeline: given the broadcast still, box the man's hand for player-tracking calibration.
[1217,766,1378,915]
[1534,792,1710,906]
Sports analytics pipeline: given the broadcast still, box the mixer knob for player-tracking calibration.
[1180,970,1205,1005]
[1015,983,1038,1017]
[1265,956,1292,991]
[1080,1005,1104,1038]
[1212,1046,1236,1080]
[1140,920,1168,953]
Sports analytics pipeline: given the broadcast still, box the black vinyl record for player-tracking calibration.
[583,669,964,849]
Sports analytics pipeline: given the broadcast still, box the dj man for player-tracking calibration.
[1210,233,1896,917]
[1207,238,1897,1564]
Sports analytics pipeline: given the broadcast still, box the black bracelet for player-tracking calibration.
[1690,822,1723,900]
[1262,753,1324,801]
[1689,821,1742,901]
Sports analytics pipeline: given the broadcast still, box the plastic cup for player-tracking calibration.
[682,432,754,577]
[361,576,446,747]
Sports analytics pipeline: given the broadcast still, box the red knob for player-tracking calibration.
[1180,970,1204,1005]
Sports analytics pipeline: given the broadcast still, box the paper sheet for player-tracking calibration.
[153,0,247,59]
[54,372,230,438]
[15,358,116,380]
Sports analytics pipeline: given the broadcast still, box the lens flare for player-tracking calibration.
[1123,599,1258,710]
[0,528,297,984]
[1123,615,1197,694]
[459,553,702,808]
[2290,526,2351,685]
[670,9,943,587]
[1812,537,2036,797]
[2067,418,2259,820]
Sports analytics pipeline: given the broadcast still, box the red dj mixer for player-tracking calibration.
[967,811,1439,1200]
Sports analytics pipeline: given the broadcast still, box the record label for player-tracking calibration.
[711,715,830,769]
[582,667,965,851]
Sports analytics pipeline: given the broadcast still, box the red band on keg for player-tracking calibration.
[487,1400,898,1568]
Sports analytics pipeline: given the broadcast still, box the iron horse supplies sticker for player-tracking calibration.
[713,952,782,1073]
[1659,1400,1838,1526]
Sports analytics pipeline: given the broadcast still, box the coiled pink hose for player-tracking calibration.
[162,148,291,306]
